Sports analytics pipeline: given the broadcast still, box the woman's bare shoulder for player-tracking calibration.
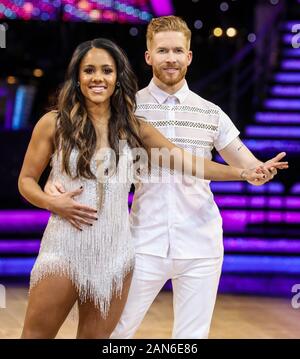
[33,110,58,137]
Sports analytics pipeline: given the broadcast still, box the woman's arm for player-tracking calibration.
[138,120,288,182]
[18,111,58,209]
[18,111,98,231]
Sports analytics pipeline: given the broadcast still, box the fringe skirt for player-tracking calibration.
[29,190,134,318]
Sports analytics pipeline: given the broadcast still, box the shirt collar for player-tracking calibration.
[148,79,190,105]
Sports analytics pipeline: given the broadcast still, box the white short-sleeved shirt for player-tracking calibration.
[130,79,240,259]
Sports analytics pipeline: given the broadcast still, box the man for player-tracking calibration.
[46,16,284,338]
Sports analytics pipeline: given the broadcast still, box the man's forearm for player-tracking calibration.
[244,158,264,169]
[219,137,264,169]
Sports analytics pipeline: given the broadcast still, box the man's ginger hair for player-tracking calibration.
[146,16,191,49]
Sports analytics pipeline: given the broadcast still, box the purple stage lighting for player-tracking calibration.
[4,237,300,255]
[274,73,300,83]
[219,275,300,297]
[264,99,300,110]
[282,21,300,31]
[224,238,300,254]
[2,255,300,277]
[210,181,284,194]
[255,112,300,124]
[1,208,300,234]
[223,255,300,274]
[221,210,300,232]
[3,237,300,255]
[246,125,300,137]
[282,33,296,45]
[291,183,300,194]
[244,139,300,153]
[270,85,300,96]
[0,210,50,232]
[281,60,300,70]
[150,0,174,16]
[62,0,154,23]
[215,195,300,209]
[0,239,40,254]
[283,48,300,57]
[0,1,175,23]
[0,0,60,21]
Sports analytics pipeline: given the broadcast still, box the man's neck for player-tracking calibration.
[152,76,186,95]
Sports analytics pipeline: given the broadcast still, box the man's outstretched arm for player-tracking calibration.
[218,137,285,185]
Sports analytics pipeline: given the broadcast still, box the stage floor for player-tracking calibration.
[0,285,299,339]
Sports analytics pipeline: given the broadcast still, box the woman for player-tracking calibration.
[18,38,287,339]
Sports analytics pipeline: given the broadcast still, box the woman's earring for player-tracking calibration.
[77,81,80,87]
[116,81,120,88]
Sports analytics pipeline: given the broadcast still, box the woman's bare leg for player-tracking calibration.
[21,275,78,339]
[76,270,133,339]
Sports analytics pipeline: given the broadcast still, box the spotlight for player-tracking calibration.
[194,20,203,30]
[33,69,44,77]
[23,2,34,13]
[7,76,17,85]
[90,10,100,21]
[78,0,89,10]
[247,33,256,43]
[129,27,138,36]
[226,27,237,37]
[213,27,223,37]
[220,2,229,12]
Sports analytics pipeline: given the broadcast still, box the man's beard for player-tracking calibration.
[153,65,187,86]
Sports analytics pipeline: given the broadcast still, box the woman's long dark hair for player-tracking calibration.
[54,38,146,179]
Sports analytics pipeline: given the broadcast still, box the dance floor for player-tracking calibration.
[0,285,299,339]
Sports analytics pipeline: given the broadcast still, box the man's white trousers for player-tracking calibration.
[111,253,223,339]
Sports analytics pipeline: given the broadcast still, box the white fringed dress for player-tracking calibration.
[29,143,134,318]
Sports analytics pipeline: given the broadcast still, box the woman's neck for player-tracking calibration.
[86,101,111,126]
